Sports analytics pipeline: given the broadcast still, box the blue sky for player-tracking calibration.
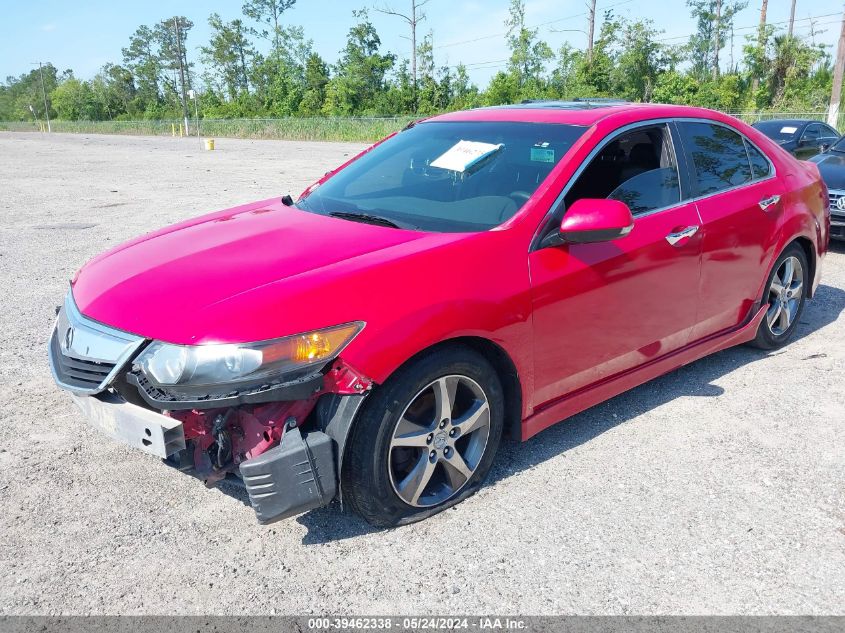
[1,0,842,86]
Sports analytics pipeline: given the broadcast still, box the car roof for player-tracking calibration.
[752,119,816,127]
[428,101,743,128]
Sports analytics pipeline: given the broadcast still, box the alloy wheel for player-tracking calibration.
[388,375,491,508]
[766,255,804,336]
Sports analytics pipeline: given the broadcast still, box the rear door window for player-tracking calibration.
[677,122,752,196]
[802,124,820,142]
[820,124,839,142]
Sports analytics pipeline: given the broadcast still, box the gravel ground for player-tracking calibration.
[0,132,843,616]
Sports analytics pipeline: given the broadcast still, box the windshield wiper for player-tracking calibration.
[328,211,415,230]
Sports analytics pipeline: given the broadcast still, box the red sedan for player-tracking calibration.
[49,101,829,527]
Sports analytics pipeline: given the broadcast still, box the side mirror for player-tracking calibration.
[545,198,634,246]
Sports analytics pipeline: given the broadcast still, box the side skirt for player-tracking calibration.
[521,305,768,441]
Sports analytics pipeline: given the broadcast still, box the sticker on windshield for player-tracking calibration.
[780,126,798,134]
[530,146,555,163]
[431,140,504,173]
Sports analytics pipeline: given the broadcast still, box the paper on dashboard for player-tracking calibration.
[431,140,504,173]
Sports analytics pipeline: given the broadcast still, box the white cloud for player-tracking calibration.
[39,23,57,32]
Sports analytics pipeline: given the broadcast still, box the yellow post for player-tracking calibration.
[171,123,176,137]
[179,124,183,138]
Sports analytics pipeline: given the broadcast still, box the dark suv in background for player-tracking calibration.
[752,119,839,159]
[810,136,845,240]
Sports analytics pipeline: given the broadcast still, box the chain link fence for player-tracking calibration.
[1,111,843,142]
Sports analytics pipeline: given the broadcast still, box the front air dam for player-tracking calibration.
[240,425,337,524]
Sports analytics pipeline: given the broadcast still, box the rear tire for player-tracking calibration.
[342,346,504,528]
[749,243,808,350]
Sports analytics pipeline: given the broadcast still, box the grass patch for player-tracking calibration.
[0,117,416,143]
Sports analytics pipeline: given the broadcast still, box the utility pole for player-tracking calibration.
[828,4,845,128]
[189,89,202,148]
[751,0,768,95]
[712,0,722,80]
[586,0,597,64]
[375,0,430,112]
[729,22,734,71]
[173,17,190,136]
[36,62,51,132]
[788,0,797,38]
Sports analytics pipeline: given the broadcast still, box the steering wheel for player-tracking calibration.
[508,190,531,206]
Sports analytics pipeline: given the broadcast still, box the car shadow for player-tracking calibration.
[216,284,845,544]
[828,239,845,255]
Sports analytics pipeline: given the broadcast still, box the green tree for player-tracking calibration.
[202,13,255,100]
[324,10,395,115]
[484,71,519,105]
[686,0,747,79]
[298,52,330,114]
[416,31,448,113]
[154,17,195,112]
[575,12,618,96]
[242,0,296,60]
[51,77,101,120]
[122,25,163,112]
[768,35,829,109]
[652,70,702,105]
[450,63,480,109]
[89,64,137,118]
[248,26,313,116]
[505,0,553,94]
[0,64,59,121]
[550,43,583,98]
[613,18,666,101]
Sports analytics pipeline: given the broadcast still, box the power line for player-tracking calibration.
[433,0,633,50]
[654,11,840,43]
[435,7,839,77]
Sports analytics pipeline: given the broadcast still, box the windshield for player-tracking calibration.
[752,120,803,142]
[296,120,586,232]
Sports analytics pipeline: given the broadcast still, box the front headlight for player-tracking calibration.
[134,322,364,388]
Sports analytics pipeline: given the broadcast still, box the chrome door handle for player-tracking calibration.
[665,225,699,246]
[759,194,781,211]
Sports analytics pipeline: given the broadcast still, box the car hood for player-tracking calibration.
[810,151,845,190]
[72,197,448,343]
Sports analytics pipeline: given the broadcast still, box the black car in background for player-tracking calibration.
[752,119,839,159]
[810,137,845,240]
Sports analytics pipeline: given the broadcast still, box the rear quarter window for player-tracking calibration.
[745,140,773,180]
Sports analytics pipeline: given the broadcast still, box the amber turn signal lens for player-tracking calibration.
[292,324,361,362]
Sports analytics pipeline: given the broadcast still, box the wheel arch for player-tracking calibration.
[757,233,818,304]
[792,235,816,298]
[358,336,524,443]
[450,336,524,441]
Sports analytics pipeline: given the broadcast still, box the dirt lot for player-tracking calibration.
[0,132,843,615]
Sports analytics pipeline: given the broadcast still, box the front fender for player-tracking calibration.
[340,297,534,418]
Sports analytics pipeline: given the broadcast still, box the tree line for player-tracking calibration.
[0,0,835,123]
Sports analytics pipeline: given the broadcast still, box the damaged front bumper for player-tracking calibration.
[70,391,186,459]
[50,292,373,524]
[69,389,368,524]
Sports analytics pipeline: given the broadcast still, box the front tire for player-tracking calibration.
[342,346,504,527]
[750,243,809,350]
